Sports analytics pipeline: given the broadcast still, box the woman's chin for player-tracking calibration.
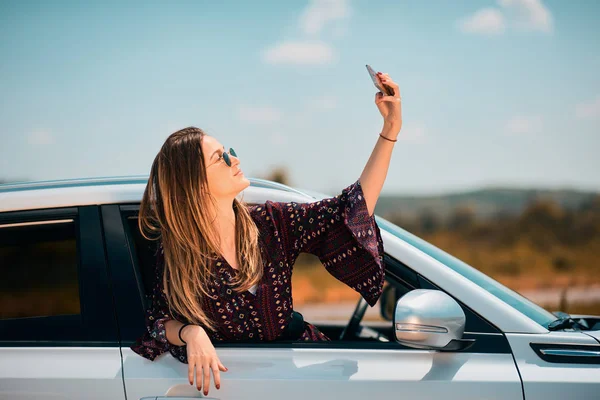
[238,177,250,189]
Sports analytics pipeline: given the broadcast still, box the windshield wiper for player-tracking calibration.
[547,315,587,331]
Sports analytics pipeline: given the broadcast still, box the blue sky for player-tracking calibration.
[1,0,598,195]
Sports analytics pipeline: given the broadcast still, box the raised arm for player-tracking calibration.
[359,71,402,217]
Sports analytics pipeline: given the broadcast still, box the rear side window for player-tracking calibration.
[0,219,80,320]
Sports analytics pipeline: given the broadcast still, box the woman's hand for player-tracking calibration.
[181,325,228,396]
[374,72,402,135]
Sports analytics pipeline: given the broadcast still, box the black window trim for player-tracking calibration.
[0,206,119,347]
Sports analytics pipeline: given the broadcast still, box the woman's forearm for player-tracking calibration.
[359,123,398,217]
[359,69,402,216]
[165,319,200,346]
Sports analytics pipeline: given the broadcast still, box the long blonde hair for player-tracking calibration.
[138,127,263,332]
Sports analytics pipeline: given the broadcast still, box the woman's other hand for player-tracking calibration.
[181,325,228,396]
[374,72,402,134]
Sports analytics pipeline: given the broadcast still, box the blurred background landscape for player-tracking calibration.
[1,0,598,321]
[263,168,600,320]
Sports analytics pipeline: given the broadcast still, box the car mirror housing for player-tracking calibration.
[393,289,476,352]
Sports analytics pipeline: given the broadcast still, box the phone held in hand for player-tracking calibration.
[366,64,395,96]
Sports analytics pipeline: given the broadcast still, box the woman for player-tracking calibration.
[130,72,402,395]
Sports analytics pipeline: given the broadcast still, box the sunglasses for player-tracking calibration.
[208,147,237,168]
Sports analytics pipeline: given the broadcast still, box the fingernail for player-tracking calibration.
[217,385,221,389]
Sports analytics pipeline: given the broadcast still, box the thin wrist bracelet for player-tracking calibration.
[379,133,397,143]
[178,323,192,344]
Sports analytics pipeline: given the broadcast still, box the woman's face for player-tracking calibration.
[202,135,250,199]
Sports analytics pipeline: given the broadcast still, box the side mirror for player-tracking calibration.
[394,289,475,352]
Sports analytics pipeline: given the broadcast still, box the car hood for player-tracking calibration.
[568,314,600,343]
[582,331,600,344]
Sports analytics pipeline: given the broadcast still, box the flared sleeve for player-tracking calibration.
[130,243,177,361]
[263,178,385,307]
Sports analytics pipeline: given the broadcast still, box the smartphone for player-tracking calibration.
[366,64,395,96]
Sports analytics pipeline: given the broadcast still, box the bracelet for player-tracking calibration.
[178,323,192,344]
[379,133,397,143]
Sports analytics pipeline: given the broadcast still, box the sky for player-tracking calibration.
[0,0,598,195]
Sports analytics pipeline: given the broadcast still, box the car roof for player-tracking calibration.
[0,175,323,213]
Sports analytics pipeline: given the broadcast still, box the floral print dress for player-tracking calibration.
[130,178,385,363]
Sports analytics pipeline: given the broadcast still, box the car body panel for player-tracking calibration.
[0,177,310,213]
[121,347,523,399]
[0,348,125,399]
[583,331,600,343]
[506,332,600,400]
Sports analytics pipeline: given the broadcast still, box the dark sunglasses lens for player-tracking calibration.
[230,148,237,158]
[223,152,231,167]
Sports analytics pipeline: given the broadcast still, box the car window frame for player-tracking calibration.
[107,202,511,354]
[0,206,118,347]
[376,216,557,329]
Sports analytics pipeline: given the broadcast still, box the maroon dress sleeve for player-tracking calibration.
[130,243,177,361]
[263,178,385,307]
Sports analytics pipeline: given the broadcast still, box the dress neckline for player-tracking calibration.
[213,255,261,298]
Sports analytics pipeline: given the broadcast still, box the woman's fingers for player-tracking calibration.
[375,94,399,104]
[381,77,399,90]
[378,72,400,96]
[196,362,204,392]
[188,360,195,385]
[212,361,222,390]
[218,360,228,372]
[203,362,212,395]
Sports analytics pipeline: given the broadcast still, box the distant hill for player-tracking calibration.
[373,187,600,221]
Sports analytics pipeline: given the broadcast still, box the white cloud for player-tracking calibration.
[237,105,282,124]
[27,130,54,145]
[498,0,553,33]
[262,0,350,67]
[505,115,543,135]
[262,41,336,66]
[311,95,338,110]
[299,0,351,36]
[575,95,600,120]
[458,8,505,35]
[458,0,552,35]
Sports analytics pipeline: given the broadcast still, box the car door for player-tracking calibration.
[0,206,124,400]
[105,203,523,400]
[292,255,524,400]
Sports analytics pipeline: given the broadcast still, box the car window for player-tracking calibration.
[0,219,80,320]
[292,252,385,324]
[376,216,557,328]
[0,207,118,345]
[124,214,159,308]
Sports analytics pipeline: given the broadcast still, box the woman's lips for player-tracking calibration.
[235,170,243,176]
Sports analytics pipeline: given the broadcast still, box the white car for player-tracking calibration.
[0,176,599,400]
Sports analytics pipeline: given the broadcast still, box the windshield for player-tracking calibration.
[375,216,557,328]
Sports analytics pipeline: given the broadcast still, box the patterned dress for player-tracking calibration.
[130,178,385,363]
